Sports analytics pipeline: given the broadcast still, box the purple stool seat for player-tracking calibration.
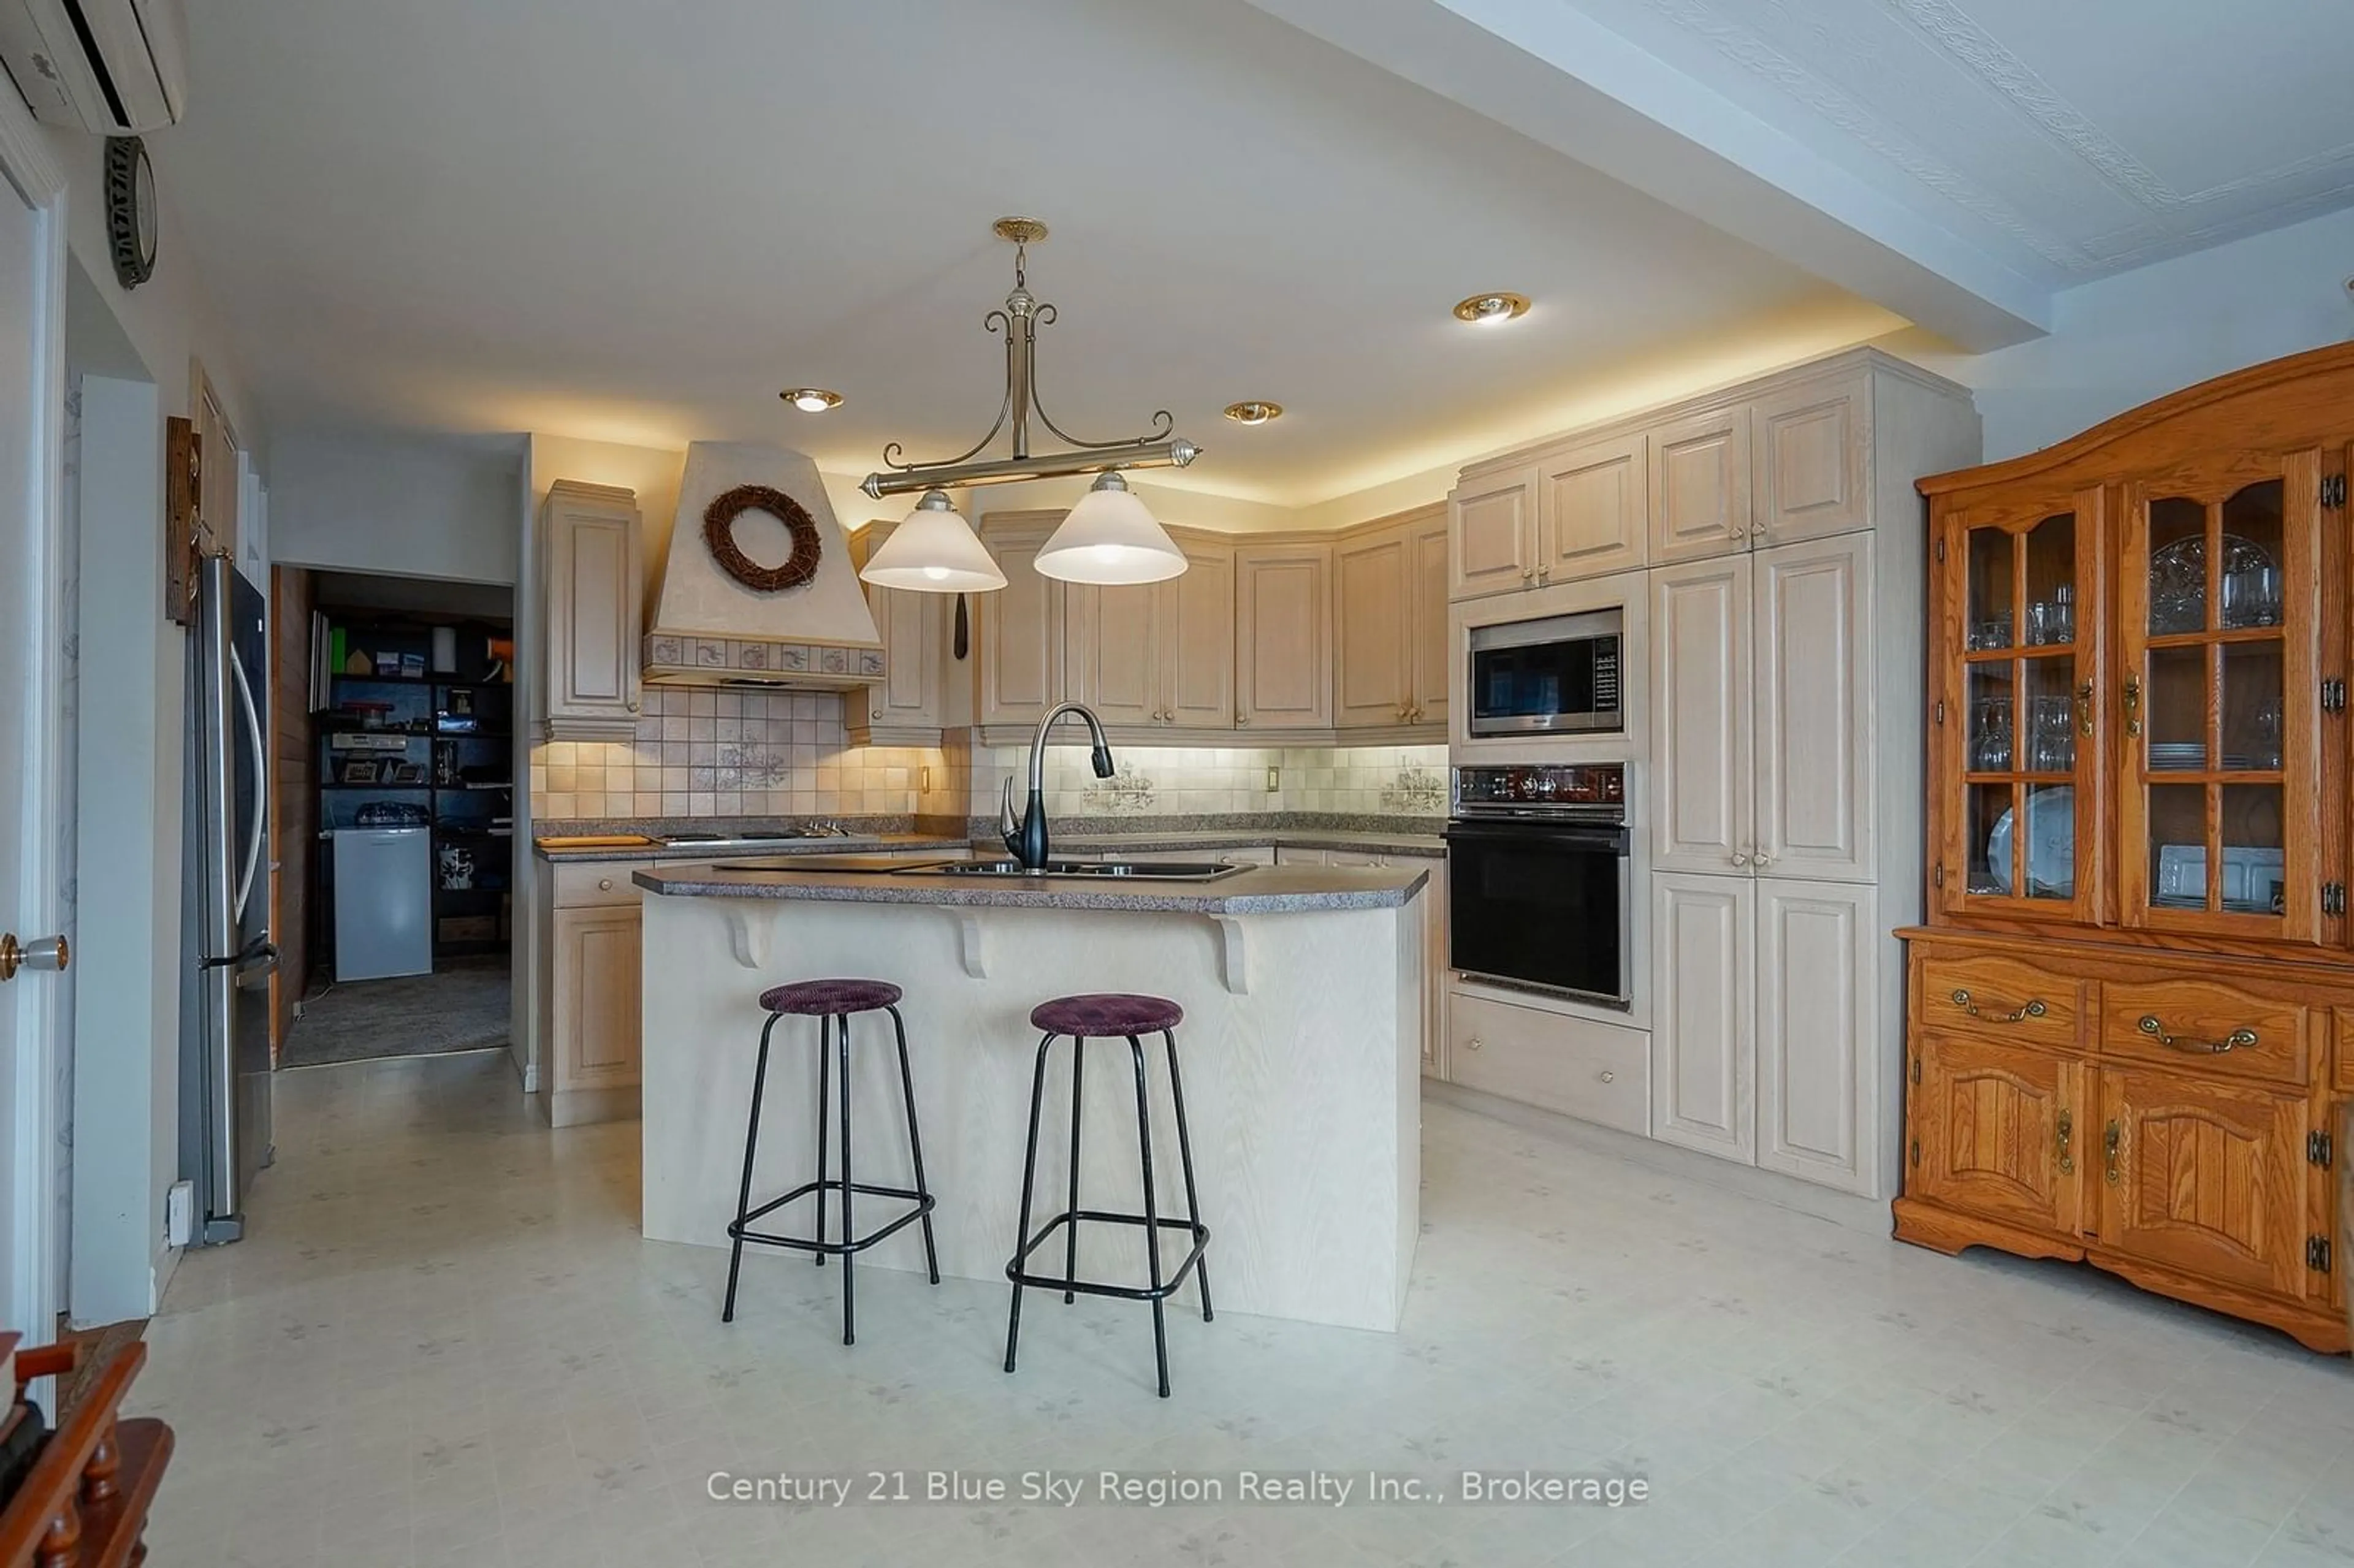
[1029,992,1184,1037]
[760,978,904,1016]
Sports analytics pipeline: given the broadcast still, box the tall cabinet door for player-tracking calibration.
[1407,512,1452,730]
[1333,528,1411,728]
[1932,489,2105,926]
[543,482,642,733]
[1234,545,1331,730]
[1536,435,1647,582]
[1651,557,1755,874]
[1160,540,1235,730]
[2116,451,2321,943]
[1751,373,1870,547]
[1065,581,1160,728]
[1754,535,1874,882]
[1651,872,1755,1161]
[976,523,1065,727]
[1755,879,1876,1193]
[1449,466,1537,599]
[2095,1068,2310,1301]
[1648,406,1751,565]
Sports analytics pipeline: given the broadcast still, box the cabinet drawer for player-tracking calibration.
[553,861,641,908]
[1449,991,1650,1135]
[2102,981,2309,1086]
[1916,953,2085,1050]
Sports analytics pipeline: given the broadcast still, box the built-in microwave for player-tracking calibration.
[1466,609,1624,737]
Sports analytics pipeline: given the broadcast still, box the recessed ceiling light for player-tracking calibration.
[780,387,844,413]
[1223,400,1284,425]
[1452,292,1530,325]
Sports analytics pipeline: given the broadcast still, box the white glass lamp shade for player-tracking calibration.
[1035,472,1187,584]
[859,491,1008,593]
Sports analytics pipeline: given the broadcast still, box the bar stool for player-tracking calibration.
[722,978,939,1345]
[1004,992,1212,1398]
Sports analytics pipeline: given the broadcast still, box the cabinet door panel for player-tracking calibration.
[544,487,641,725]
[1449,468,1537,599]
[1651,872,1754,1160]
[1162,541,1235,729]
[1753,375,1869,546]
[853,525,942,731]
[1537,435,1647,581]
[1235,546,1330,729]
[1651,557,1754,873]
[1756,879,1875,1192]
[1409,516,1452,729]
[1911,1034,2082,1237]
[1648,406,1751,565]
[556,907,641,1089]
[1422,858,1450,1079]
[2094,1068,2308,1301]
[1066,580,1160,727]
[976,527,1064,726]
[1334,528,1411,728]
[1754,535,1873,881]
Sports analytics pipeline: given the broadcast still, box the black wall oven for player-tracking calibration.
[1446,764,1632,1010]
[1467,608,1624,737]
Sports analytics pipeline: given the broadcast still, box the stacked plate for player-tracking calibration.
[2149,743,2204,771]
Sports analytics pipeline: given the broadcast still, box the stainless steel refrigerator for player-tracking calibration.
[180,554,275,1244]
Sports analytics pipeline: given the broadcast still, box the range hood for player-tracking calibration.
[642,443,883,690]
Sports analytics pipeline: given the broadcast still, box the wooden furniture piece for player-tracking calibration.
[531,859,642,1126]
[538,481,643,742]
[1897,343,2354,1353]
[0,1334,172,1567]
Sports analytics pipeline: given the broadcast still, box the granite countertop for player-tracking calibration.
[535,832,968,864]
[633,858,1429,915]
[1010,828,1446,858]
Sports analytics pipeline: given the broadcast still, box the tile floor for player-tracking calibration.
[134,1051,2353,1567]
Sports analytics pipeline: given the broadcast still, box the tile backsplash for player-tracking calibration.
[529,689,1447,825]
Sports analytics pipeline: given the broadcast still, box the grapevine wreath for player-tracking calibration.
[703,483,822,591]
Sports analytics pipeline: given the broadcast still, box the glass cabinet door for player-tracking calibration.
[1935,492,2102,923]
[2117,454,2320,940]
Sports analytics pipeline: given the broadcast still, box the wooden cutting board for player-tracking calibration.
[535,834,656,849]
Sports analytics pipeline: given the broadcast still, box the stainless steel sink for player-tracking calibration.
[898,859,1246,882]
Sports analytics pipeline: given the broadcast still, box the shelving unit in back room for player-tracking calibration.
[315,613,517,965]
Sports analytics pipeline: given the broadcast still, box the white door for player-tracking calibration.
[1650,872,1754,1162]
[1754,878,1876,1194]
[1651,557,1754,873]
[1753,534,1875,881]
[0,123,67,1341]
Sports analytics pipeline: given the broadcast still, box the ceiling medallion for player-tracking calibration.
[1222,400,1283,425]
[1452,291,1531,325]
[780,387,842,412]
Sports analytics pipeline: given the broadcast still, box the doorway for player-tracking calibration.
[273,568,517,1068]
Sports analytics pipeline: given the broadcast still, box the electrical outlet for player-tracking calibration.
[1265,765,1281,793]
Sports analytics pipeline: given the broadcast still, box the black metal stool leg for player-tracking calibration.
[722,1014,780,1323]
[1130,1034,1170,1398]
[1004,1031,1055,1374]
[837,1012,856,1346]
[1162,1028,1213,1323]
[1063,1035,1085,1304]
[812,1013,831,1268]
[886,1005,940,1286]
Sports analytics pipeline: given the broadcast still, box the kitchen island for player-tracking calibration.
[633,856,1428,1331]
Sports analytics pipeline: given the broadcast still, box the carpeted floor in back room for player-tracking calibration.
[277,956,511,1068]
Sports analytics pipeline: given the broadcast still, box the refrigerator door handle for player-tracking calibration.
[229,650,268,923]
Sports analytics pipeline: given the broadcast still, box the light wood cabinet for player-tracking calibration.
[540,481,642,741]
[1161,539,1236,729]
[1448,465,1538,599]
[1420,856,1449,1080]
[975,516,1066,728]
[1651,558,1753,875]
[1752,373,1870,546]
[1651,872,1754,1160]
[1451,990,1650,1135]
[1754,878,1876,1189]
[1539,434,1648,580]
[1648,405,1751,565]
[847,520,945,743]
[1233,543,1330,731]
[535,861,642,1127]
[1065,578,1161,728]
[1333,507,1449,731]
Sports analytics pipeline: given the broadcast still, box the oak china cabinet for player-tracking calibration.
[1900,343,2354,1353]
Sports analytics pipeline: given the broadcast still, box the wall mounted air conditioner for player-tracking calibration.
[0,0,186,135]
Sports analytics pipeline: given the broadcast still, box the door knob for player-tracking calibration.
[0,933,67,983]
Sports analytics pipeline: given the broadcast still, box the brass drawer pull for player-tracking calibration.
[2135,1015,2258,1054]
[2103,1119,2122,1186]
[2055,1108,2074,1175]
[1949,987,2047,1024]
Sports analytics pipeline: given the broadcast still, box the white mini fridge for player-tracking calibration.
[332,827,433,980]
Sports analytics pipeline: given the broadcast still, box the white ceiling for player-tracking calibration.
[147,0,1888,505]
[147,0,2354,507]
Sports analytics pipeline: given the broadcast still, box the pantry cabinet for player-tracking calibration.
[1900,343,2354,1353]
[540,481,642,741]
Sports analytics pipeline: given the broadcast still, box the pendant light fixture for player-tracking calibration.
[859,218,1198,588]
[857,489,1007,592]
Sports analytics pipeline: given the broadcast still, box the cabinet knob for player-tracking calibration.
[1536,567,1550,583]
[1236,714,1249,727]
[598,878,614,891]
[1731,851,1750,867]
[1598,1070,1615,1084]
[1754,851,1774,868]
[872,707,883,720]
[1726,525,1743,540]
[1749,525,1765,538]
[1466,1037,1484,1051]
